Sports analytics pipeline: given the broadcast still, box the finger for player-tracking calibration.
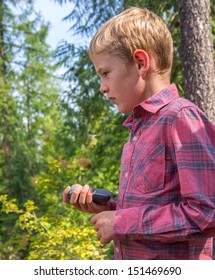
[85,189,99,213]
[94,224,99,231]
[100,236,109,245]
[96,230,109,244]
[63,186,71,203]
[90,214,97,225]
[97,230,101,240]
[86,188,93,204]
[78,184,90,211]
[70,184,83,204]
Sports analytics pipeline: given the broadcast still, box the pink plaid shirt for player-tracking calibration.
[112,84,215,259]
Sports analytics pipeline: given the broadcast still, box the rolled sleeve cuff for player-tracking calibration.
[108,199,117,210]
[114,207,143,239]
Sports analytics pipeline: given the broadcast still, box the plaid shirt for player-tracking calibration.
[112,84,215,259]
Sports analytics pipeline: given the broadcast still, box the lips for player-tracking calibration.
[108,97,116,104]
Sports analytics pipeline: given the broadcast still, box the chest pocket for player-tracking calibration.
[129,142,165,194]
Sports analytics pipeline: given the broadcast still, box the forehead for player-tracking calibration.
[92,53,126,74]
[93,53,114,71]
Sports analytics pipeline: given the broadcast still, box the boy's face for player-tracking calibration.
[93,53,146,114]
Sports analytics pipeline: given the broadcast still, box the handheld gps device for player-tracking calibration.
[68,185,116,205]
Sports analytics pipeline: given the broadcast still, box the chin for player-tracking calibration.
[118,107,132,114]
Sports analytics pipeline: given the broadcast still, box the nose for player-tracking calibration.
[100,81,108,94]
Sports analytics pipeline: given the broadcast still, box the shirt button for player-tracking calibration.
[125,172,128,178]
[133,136,138,142]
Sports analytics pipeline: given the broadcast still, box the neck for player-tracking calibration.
[143,69,171,100]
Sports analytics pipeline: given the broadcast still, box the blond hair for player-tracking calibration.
[89,7,173,74]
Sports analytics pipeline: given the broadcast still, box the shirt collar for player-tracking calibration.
[137,83,179,114]
[123,84,179,128]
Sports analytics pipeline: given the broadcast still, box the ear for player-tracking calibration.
[133,49,149,77]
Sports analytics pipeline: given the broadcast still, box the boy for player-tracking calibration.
[63,7,215,259]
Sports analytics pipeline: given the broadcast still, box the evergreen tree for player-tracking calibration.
[0,0,61,200]
[0,0,63,259]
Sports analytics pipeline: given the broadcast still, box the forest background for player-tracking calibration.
[0,0,215,260]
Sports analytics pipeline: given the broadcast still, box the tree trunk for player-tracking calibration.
[179,0,215,122]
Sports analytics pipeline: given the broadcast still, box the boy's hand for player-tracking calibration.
[63,184,110,214]
[91,211,116,244]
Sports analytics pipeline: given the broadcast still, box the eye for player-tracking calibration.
[102,71,109,77]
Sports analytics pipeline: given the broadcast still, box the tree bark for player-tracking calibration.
[179,0,215,122]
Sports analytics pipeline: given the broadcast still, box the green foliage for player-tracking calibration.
[0,158,114,260]
[0,0,61,201]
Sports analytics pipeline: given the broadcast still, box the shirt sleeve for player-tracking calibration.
[108,199,117,210]
[114,106,215,243]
